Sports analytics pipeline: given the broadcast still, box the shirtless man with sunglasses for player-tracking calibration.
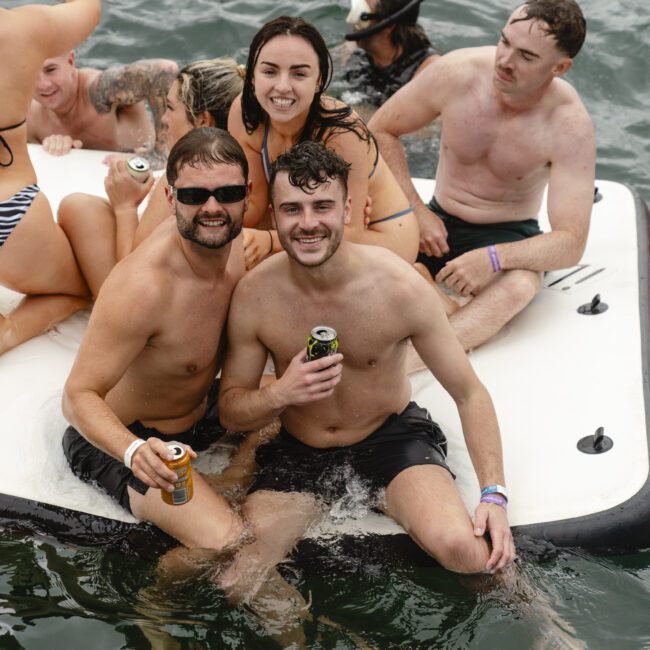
[61,127,251,552]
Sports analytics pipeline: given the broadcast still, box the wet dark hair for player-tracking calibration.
[242,16,371,146]
[166,127,248,186]
[269,141,351,204]
[377,0,434,56]
[513,0,586,58]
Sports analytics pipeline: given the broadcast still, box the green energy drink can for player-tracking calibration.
[126,156,150,183]
[306,326,339,361]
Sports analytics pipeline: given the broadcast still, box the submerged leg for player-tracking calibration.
[217,490,322,642]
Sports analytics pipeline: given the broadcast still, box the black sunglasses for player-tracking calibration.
[173,185,247,205]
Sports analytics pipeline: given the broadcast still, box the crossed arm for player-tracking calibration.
[434,109,596,296]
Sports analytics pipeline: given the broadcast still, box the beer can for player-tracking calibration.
[306,326,339,361]
[161,442,193,506]
[126,156,150,183]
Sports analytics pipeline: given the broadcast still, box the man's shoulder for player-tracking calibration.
[236,253,286,297]
[78,67,102,91]
[547,78,594,137]
[355,244,420,292]
[414,46,493,92]
[437,46,494,71]
[104,226,175,297]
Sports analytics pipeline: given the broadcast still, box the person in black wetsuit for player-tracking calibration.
[342,0,439,106]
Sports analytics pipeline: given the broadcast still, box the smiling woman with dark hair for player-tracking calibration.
[229,15,419,271]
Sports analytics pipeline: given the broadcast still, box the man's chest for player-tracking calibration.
[260,294,408,371]
[442,101,552,180]
[148,291,231,375]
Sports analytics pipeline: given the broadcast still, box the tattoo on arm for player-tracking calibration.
[89,60,178,165]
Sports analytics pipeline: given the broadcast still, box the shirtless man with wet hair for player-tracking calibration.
[62,127,249,550]
[217,141,514,604]
[369,0,595,350]
[28,51,177,168]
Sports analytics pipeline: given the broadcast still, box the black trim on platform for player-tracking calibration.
[2,190,650,559]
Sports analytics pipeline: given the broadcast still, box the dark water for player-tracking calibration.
[3,0,650,648]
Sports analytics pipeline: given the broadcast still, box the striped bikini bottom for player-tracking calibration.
[0,184,40,247]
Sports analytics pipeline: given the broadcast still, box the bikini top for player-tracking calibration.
[261,120,380,182]
[0,118,26,168]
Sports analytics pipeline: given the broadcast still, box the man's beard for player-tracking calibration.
[176,208,243,249]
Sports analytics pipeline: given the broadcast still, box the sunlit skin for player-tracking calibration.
[0,0,100,355]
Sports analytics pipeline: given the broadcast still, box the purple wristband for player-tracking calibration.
[480,493,507,509]
[487,245,501,272]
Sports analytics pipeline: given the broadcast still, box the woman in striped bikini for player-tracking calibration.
[228,16,420,270]
[0,0,100,354]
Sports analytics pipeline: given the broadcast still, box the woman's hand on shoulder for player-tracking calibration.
[243,228,274,271]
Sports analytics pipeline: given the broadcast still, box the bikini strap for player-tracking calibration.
[261,119,272,183]
[368,133,380,180]
[0,118,26,168]
[0,118,27,133]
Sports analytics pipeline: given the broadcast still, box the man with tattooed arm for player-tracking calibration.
[28,51,177,168]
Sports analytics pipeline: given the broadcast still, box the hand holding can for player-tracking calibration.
[306,326,339,361]
[161,442,194,505]
[126,156,150,183]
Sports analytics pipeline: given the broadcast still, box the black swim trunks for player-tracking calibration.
[62,379,225,514]
[249,401,453,501]
[417,196,543,277]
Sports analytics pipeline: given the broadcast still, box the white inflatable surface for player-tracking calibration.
[1,146,648,548]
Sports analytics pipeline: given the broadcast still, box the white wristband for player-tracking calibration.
[124,439,146,469]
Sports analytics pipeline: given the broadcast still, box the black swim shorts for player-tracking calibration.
[249,401,453,500]
[62,379,224,514]
[417,196,543,276]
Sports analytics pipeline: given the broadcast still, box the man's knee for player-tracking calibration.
[499,269,542,310]
[57,193,103,230]
[418,527,488,574]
